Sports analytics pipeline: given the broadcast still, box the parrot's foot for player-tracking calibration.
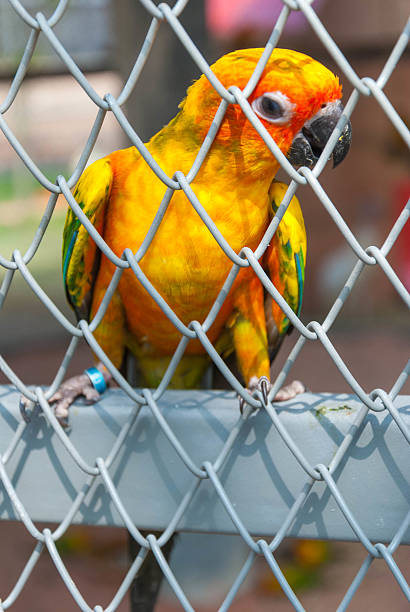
[239,377,305,413]
[240,375,271,414]
[20,363,112,427]
[274,379,305,401]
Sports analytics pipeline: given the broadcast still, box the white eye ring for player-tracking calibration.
[251,91,295,125]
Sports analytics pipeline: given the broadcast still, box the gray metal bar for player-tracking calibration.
[0,387,408,544]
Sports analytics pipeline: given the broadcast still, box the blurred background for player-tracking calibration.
[0,0,409,610]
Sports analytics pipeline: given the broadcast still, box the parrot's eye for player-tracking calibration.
[261,96,282,118]
[252,91,295,125]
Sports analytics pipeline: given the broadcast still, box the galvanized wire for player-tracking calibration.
[0,1,409,610]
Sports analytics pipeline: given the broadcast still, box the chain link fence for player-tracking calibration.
[0,0,409,610]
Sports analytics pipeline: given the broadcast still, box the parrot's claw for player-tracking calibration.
[49,373,102,425]
[259,376,270,405]
[239,377,305,413]
[19,397,38,423]
[19,364,112,428]
[239,375,273,414]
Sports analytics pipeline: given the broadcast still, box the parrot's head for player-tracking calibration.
[180,48,351,176]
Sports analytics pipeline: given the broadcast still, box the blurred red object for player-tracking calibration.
[206,0,325,38]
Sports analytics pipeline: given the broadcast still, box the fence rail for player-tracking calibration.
[0,0,409,610]
[1,387,409,544]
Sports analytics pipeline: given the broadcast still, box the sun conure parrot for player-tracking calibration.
[52,47,351,419]
[51,48,351,612]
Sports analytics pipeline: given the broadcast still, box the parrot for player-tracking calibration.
[53,47,351,416]
[50,48,351,610]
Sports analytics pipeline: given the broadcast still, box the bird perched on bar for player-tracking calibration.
[54,47,351,419]
[50,48,351,611]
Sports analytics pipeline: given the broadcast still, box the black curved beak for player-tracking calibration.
[287,101,352,169]
[332,120,352,167]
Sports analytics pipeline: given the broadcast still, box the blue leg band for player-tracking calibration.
[84,367,107,394]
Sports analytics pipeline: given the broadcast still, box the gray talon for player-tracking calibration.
[20,397,35,423]
[239,375,273,413]
[258,376,270,405]
[239,377,305,412]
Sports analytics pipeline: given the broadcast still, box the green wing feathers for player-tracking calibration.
[267,181,307,336]
[62,158,113,320]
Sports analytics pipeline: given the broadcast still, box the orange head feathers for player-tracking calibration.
[176,48,348,175]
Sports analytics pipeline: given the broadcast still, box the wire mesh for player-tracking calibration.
[0,0,409,610]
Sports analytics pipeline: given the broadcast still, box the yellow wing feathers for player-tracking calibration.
[63,158,113,318]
